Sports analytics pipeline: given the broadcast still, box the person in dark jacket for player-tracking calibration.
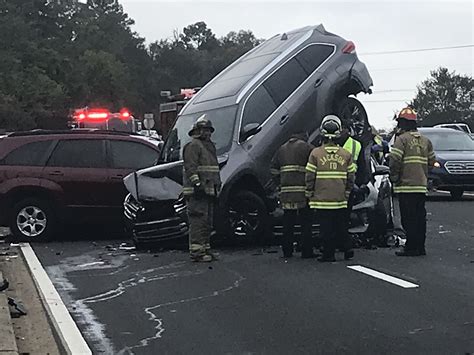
[389,107,435,256]
[271,133,315,258]
[183,115,221,262]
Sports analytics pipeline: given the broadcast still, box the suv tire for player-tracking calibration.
[226,190,270,245]
[9,198,56,242]
[337,97,370,142]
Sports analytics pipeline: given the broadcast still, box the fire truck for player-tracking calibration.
[159,88,200,139]
[70,107,140,133]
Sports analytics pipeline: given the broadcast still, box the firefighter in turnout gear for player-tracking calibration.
[183,115,221,262]
[271,133,315,258]
[390,107,435,256]
[306,115,356,262]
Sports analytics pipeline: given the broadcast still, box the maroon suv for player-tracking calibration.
[0,130,161,241]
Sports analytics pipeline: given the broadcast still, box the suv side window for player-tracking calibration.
[47,139,106,168]
[263,58,307,106]
[1,140,52,166]
[295,44,334,74]
[241,86,277,127]
[109,140,158,170]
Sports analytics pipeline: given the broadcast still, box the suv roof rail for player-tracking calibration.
[7,129,139,138]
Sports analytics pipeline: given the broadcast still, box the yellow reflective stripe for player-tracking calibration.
[317,176,347,179]
[316,171,347,179]
[391,147,403,155]
[390,148,403,159]
[280,165,306,173]
[281,186,306,193]
[393,186,427,193]
[309,201,348,209]
[197,166,219,172]
[348,164,357,173]
[403,157,428,164]
[183,187,194,195]
[189,174,200,183]
[404,155,427,160]
[305,191,312,198]
[270,169,280,175]
[306,163,317,173]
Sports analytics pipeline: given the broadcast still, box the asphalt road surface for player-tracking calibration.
[32,193,474,354]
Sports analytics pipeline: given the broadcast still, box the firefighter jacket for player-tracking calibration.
[389,130,435,194]
[305,143,356,209]
[183,138,221,197]
[271,137,314,210]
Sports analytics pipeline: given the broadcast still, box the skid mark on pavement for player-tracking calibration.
[81,269,205,303]
[46,255,191,354]
[118,268,246,354]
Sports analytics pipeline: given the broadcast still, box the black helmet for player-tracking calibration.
[188,114,215,136]
[320,115,342,138]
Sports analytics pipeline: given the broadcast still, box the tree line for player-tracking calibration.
[0,0,261,131]
[0,0,471,131]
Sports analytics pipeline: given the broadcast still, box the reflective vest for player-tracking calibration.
[342,137,361,172]
[305,143,356,209]
[389,131,435,193]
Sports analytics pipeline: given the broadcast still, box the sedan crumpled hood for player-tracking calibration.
[123,161,183,202]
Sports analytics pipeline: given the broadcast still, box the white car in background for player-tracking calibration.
[434,123,471,134]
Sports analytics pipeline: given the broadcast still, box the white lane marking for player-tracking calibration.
[347,265,419,289]
[20,243,92,355]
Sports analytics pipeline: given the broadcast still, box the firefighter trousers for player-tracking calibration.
[318,209,351,257]
[282,208,313,257]
[186,196,214,257]
[399,193,427,252]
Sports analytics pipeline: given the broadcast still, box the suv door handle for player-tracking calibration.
[314,78,324,88]
[280,114,289,125]
[49,171,64,176]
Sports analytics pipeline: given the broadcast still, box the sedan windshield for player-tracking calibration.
[422,130,474,151]
[161,105,237,162]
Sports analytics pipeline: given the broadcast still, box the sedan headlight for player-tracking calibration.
[434,161,441,168]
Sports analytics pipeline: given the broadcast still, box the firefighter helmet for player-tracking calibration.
[188,114,215,136]
[397,107,417,121]
[320,115,342,138]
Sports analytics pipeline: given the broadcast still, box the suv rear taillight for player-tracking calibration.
[342,41,356,54]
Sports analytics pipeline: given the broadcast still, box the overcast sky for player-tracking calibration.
[121,0,473,129]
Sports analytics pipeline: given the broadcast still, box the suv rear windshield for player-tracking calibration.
[162,105,237,162]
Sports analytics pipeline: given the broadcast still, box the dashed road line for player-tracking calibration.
[347,265,419,289]
[20,243,92,355]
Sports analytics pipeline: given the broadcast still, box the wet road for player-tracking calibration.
[33,193,474,354]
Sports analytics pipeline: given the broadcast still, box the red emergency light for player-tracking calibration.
[119,108,131,120]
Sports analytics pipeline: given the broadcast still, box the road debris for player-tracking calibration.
[79,261,105,268]
[409,326,434,334]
